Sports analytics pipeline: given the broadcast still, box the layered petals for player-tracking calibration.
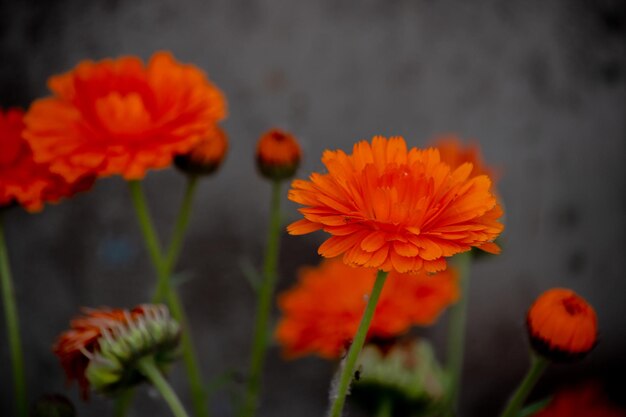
[0,108,93,212]
[24,52,227,181]
[287,136,504,273]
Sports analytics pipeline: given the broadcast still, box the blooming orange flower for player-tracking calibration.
[0,108,93,212]
[24,51,227,181]
[287,136,504,273]
[275,257,459,359]
[527,288,598,362]
[532,383,625,417]
[53,307,143,398]
[174,125,228,176]
[256,128,302,180]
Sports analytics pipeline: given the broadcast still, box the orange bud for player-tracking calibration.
[174,126,228,176]
[527,288,598,362]
[256,128,301,180]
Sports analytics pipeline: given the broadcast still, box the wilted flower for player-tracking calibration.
[275,257,458,358]
[53,305,180,398]
[527,288,597,362]
[288,136,504,273]
[24,52,227,181]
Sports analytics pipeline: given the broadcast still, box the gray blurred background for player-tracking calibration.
[1,0,625,416]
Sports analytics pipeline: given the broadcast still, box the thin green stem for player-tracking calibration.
[155,176,199,302]
[518,397,552,417]
[328,270,389,417]
[0,214,27,417]
[240,180,283,417]
[128,181,166,276]
[128,180,209,417]
[444,251,472,414]
[113,389,135,417]
[137,356,190,417]
[499,354,549,417]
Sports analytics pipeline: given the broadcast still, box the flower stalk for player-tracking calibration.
[127,180,209,417]
[328,270,389,417]
[499,353,549,417]
[0,214,27,417]
[445,251,472,413]
[137,356,190,417]
[240,180,284,417]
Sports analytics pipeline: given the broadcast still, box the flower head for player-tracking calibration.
[275,257,458,359]
[0,108,93,212]
[53,305,180,398]
[288,136,504,273]
[174,125,228,176]
[24,52,227,181]
[527,288,598,362]
[256,128,301,180]
[532,383,625,417]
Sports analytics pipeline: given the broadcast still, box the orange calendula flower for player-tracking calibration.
[527,288,598,362]
[24,51,227,181]
[532,383,625,417]
[0,108,93,212]
[287,136,504,273]
[256,128,302,180]
[53,305,179,398]
[275,257,459,359]
[174,125,228,176]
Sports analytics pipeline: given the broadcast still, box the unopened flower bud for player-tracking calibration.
[256,129,301,180]
[526,288,598,362]
[175,125,228,176]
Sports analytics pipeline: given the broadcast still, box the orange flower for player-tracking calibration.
[256,128,302,180]
[432,135,498,184]
[288,136,504,273]
[527,288,598,362]
[532,383,625,417]
[0,108,93,212]
[275,257,459,359]
[24,51,227,181]
[174,125,228,176]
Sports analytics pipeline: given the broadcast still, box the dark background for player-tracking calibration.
[1,0,625,416]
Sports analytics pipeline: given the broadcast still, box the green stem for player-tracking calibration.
[0,214,27,417]
[113,389,135,417]
[155,176,199,302]
[240,180,283,417]
[499,354,549,417]
[445,251,472,413]
[128,180,209,417]
[328,270,389,417]
[137,356,190,417]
